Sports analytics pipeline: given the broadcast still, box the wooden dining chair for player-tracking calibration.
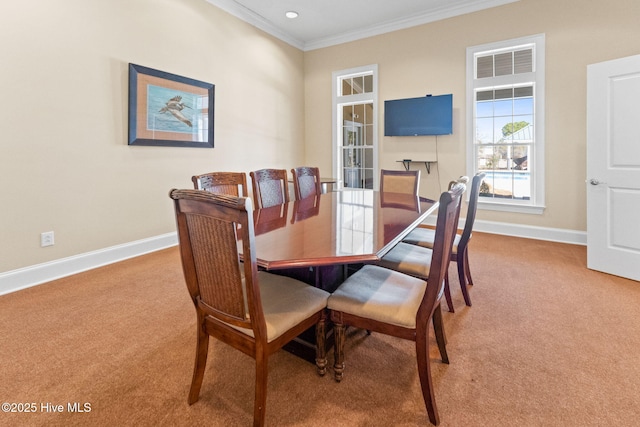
[327,183,465,426]
[169,189,329,427]
[291,166,322,200]
[380,169,460,312]
[378,176,468,312]
[402,173,484,308]
[380,169,421,195]
[250,168,290,209]
[191,171,248,197]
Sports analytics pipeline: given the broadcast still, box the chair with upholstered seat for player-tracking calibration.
[250,168,290,209]
[327,183,465,426]
[378,176,468,312]
[402,172,485,307]
[169,189,329,427]
[191,171,248,197]
[380,169,420,195]
[378,172,464,311]
[291,166,322,200]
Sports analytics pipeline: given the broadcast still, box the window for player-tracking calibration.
[332,65,378,189]
[466,34,545,214]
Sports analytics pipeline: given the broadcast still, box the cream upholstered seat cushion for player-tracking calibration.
[403,227,460,253]
[231,271,329,342]
[378,242,434,279]
[327,265,427,329]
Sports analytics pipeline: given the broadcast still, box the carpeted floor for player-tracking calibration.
[1,232,639,426]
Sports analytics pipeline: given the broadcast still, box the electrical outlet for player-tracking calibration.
[41,231,55,247]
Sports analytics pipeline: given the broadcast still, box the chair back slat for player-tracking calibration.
[250,169,290,208]
[185,214,246,321]
[292,166,322,200]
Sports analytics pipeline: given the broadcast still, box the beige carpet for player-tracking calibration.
[1,233,639,426]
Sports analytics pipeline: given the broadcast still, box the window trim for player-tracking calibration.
[332,64,378,190]
[466,34,545,215]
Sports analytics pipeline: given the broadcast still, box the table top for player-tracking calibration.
[248,189,439,270]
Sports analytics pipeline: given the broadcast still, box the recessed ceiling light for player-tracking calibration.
[285,11,299,19]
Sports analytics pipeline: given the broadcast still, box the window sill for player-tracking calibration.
[478,200,545,215]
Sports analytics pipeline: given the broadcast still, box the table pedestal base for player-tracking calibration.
[271,265,345,362]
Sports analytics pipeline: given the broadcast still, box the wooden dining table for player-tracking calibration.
[243,189,439,361]
[247,189,439,291]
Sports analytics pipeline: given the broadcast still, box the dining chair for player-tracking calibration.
[378,176,468,312]
[169,189,329,427]
[250,168,290,209]
[380,169,421,195]
[291,166,322,200]
[327,183,465,426]
[191,171,248,197]
[380,169,465,312]
[402,172,484,307]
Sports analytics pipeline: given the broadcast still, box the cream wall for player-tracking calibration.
[304,0,640,231]
[0,0,305,272]
[4,0,640,277]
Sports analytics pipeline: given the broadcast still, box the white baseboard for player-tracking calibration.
[473,220,587,245]
[0,233,178,296]
[420,217,587,245]
[0,220,586,297]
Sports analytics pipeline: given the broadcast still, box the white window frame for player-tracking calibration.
[466,34,545,214]
[332,64,378,190]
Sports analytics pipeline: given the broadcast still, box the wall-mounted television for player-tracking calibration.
[384,94,452,136]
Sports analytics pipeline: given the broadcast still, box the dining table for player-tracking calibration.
[243,189,439,360]
[249,189,438,284]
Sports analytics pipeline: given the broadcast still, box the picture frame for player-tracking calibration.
[128,63,214,148]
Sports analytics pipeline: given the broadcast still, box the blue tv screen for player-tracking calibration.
[384,94,452,136]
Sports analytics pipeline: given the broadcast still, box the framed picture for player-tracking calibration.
[128,63,214,148]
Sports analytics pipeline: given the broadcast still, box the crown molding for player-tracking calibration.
[204,0,519,51]
[204,0,305,50]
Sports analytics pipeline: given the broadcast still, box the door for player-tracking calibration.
[332,65,378,190]
[586,54,640,282]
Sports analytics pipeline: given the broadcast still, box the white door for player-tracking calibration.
[586,55,640,282]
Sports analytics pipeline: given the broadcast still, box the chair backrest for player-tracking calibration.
[191,172,248,197]
[380,169,420,196]
[458,172,485,250]
[448,175,469,233]
[250,169,290,209]
[169,189,267,339]
[291,166,322,200]
[417,182,465,322]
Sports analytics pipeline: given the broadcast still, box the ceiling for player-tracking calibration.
[204,0,519,51]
